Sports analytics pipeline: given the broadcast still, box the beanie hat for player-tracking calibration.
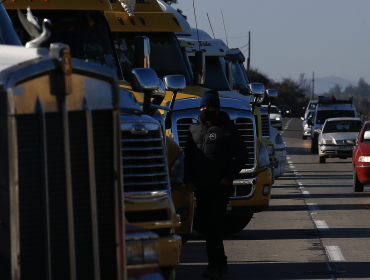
[200,89,220,111]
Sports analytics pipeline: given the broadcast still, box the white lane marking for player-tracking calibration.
[326,246,345,261]
[302,191,310,196]
[315,220,329,230]
[288,161,293,164]
[286,156,290,160]
[299,186,305,189]
[297,182,303,185]
[290,165,296,169]
[307,203,319,211]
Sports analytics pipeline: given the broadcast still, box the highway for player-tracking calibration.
[176,117,370,280]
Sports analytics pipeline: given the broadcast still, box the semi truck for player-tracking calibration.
[5,1,182,279]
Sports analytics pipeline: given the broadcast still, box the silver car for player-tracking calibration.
[318,117,363,163]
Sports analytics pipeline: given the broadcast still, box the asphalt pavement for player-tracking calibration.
[176,117,370,280]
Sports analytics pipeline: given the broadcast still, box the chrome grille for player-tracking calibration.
[121,127,169,193]
[335,140,355,145]
[176,117,255,170]
[177,118,194,149]
[261,113,270,138]
[235,118,255,170]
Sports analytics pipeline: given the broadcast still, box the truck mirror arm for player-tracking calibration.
[165,90,179,130]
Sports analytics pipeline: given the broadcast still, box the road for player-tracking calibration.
[176,117,370,280]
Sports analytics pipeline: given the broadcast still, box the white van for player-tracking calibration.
[308,96,357,153]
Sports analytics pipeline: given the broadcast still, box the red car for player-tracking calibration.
[352,121,370,192]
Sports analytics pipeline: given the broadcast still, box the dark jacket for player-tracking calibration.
[184,111,249,189]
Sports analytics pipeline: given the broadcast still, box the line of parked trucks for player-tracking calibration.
[0,1,286,279]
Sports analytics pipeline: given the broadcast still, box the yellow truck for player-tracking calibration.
[105,0,195,248]
[5,1,182,279]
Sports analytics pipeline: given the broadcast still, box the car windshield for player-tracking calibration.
[361,124,370,142]
[232,61,248,90]
[0,4,22,45]
[279,105,290,110]
[308,103,317,110]
[316,110,355,124]
[113,32,192,84]
[8,10,120,77]
[270,107,280,114]
[323,121,362,133]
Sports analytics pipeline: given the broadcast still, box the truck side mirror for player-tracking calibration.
[225,61,233,90]
[131,68,160,115]
[249,83,265,112]
[164,75,186,129]
[134,36,150,68]
[194,51,206,85]
[266,89,278,98]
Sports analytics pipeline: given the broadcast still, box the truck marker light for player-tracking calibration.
[118,17,125,26]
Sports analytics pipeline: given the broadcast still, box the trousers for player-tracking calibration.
[195,184,231,267]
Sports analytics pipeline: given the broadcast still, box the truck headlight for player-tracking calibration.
[322,140,334,145]
[358,156,370,162]
[275,117,281,121]
[266,144,275,156]
[126,240,143,265]
[314,129,322,134]
[143,240,159,264]
[170,152,185,185]
[258,143,269,168]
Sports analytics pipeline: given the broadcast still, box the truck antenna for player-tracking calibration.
[206,13,216,39]
[192,0,201,51]
[221,10,230,55]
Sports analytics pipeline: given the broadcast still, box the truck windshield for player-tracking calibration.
[232,61,248,90]
[8,10,120,77]
[316,110,355,124]
[188,56,230,91]
[323,121,362,133]
[0,4,22,45]
[112,32,192,84]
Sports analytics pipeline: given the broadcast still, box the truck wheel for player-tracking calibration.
[319,156,325,163]
[353,169,364,192]
[193,214,253,237]
[160,267,176,280]
[311,138,318,154]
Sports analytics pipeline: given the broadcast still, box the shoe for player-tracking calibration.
[220,264,229,275]
[202,266,221,279]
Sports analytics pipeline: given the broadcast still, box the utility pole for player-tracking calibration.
[312,71,315,100]
[247,31,251,70]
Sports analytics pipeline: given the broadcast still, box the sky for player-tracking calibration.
[172,0,370,85]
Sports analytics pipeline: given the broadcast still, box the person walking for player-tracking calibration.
[184,89,249,279]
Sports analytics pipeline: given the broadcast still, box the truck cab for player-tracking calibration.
[5,2,182,279]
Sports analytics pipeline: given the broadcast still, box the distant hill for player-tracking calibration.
[314,76,356,94]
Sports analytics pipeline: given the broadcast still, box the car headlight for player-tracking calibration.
[258,142,269,168]
[266,144,275,156]
[286,110,289,113]
[358,156,370,162]
[322,139,334,145]
[126,240,143,265]
[170,152,185,185]
[275,117,281,121]
[143,239,159,264]
[304,123,308,128]
[314,129,322,134]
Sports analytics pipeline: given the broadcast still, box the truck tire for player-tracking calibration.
[311,138,318,154]
[193,213,253,237]
[319,156,326,163]
[353,169,364,192]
